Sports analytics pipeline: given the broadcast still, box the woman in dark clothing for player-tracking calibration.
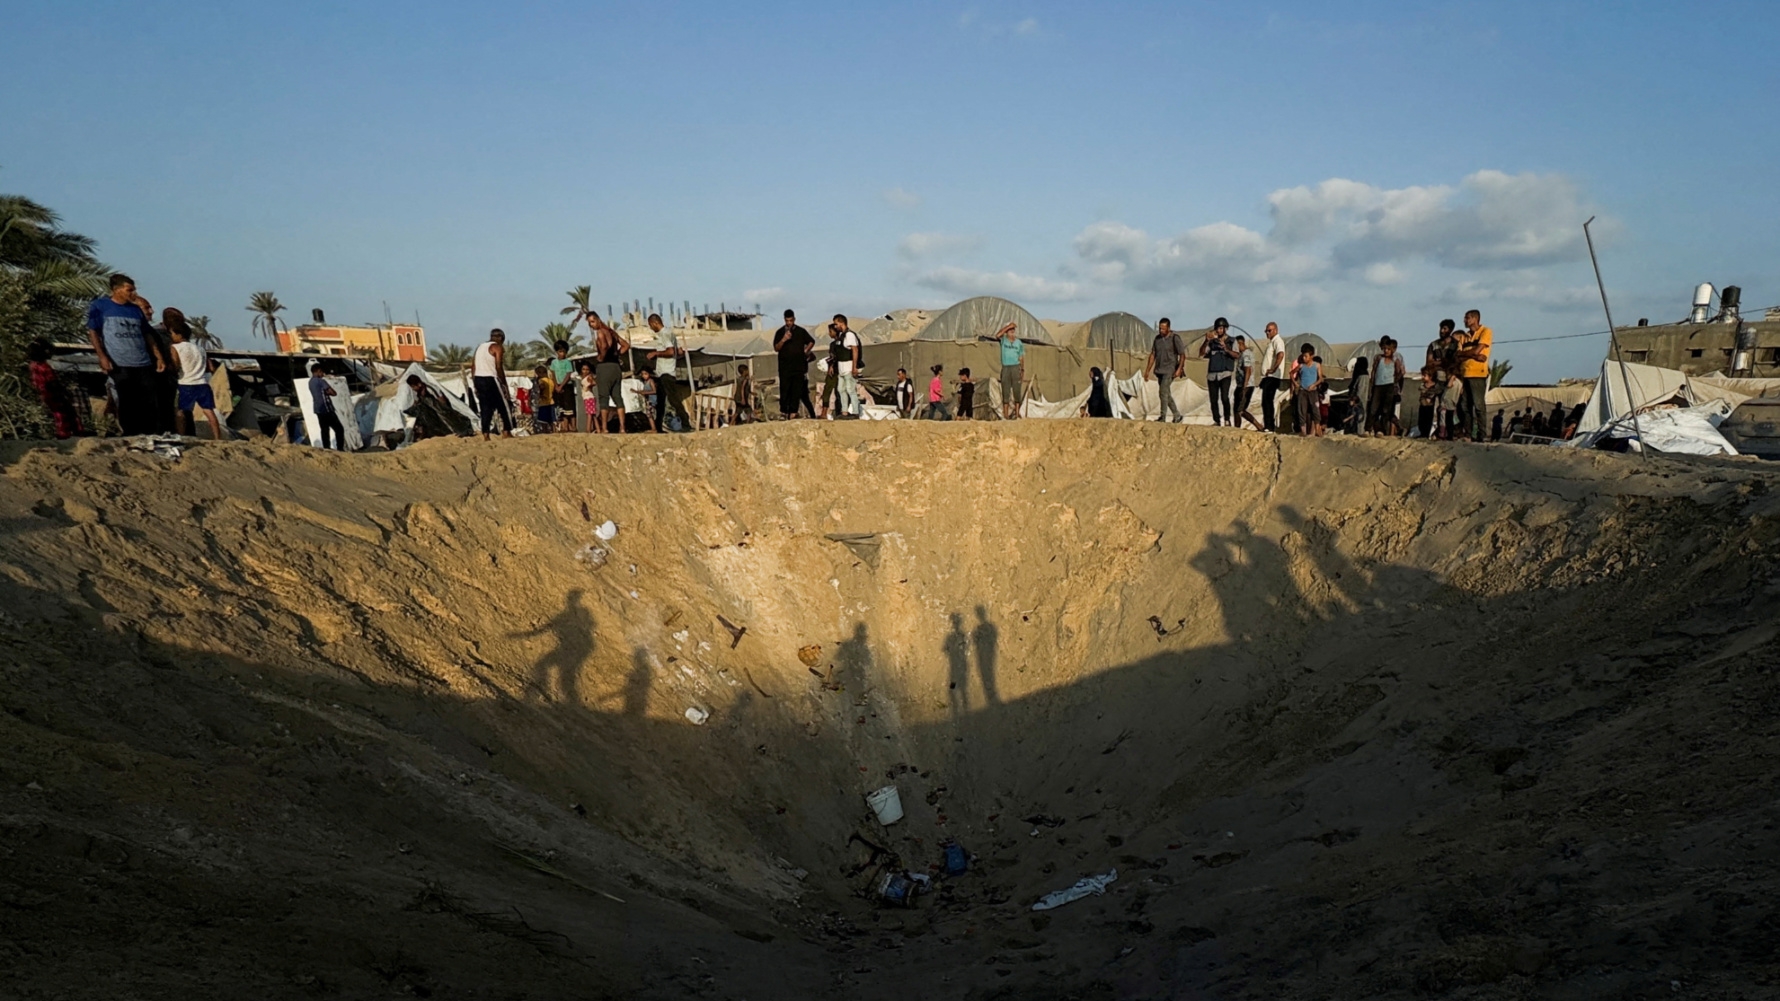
[1084,367,1113,418]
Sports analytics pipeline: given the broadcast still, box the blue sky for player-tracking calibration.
[4,0,1776,379]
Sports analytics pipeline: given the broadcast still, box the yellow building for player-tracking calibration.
[277,323,427,362]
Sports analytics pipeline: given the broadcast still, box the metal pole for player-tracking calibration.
[1583,216,1645,458]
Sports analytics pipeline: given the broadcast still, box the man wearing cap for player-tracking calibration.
[997,322,1025,419]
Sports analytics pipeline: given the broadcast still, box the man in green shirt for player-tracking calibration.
[997,322,1025,418]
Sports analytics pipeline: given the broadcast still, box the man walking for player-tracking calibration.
[773,309,816,419]
[86,273,169,435]
[832,314,863,419]
[644,313,684,432]
[1143,317,1186,423]
[1258,321,1288,433]
[472,328,514,439]
[1456,309,1493,441]
[997,321,1025,418]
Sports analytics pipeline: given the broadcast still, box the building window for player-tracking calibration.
[1689,348,1703,358]
[1625,350,1649,362]
[1763,348,1780,366]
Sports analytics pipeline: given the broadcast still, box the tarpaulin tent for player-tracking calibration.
[1567,359,1746,456]
[375,362,477,435]
[856,309,935,345]
[1084,312,1156,355]
[918,296,1055,345]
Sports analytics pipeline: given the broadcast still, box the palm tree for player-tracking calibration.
[246,291,285,343]
[427,344,474,370]
[561,285,593,330]
[187,315,222,349]
[1488,359,1513,389]
[0,194,109,345]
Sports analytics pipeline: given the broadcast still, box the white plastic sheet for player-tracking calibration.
[1031,869,1118,911]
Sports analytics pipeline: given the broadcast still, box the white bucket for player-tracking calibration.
[865,785,904,826]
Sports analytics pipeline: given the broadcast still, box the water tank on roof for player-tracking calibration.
[1720,285,1742,322]
[1691,283,1714,324]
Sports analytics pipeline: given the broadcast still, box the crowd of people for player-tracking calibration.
[27,272,226,440]
[34,279,1550,448]
[1144,310,1507,440]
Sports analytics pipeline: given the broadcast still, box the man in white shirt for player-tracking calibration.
[1258,321,1289,433]
[644,313,684,432]
[832,314,863,419]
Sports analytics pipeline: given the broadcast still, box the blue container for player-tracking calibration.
[943,841,968,876]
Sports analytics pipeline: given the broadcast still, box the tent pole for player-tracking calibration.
[1584,216,1645,458]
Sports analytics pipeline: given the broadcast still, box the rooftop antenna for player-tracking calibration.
[1584,216,1645,459]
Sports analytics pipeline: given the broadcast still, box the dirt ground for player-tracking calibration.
[1,421,1778,1000]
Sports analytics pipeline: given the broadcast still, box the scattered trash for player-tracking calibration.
[742,666,773,698]
[1147,615,1184,639]
[797,644,823,667]
[684,707,710,726]
[126,435,186,461]
[874,869,917,907]
[573,544,608,567]
[866,785,904,826]
[823,532,882,569]
[943,840,969,876]
[1030,869,1118,911]
[595,520,618,541]
[717,615,747,648]
[1023,814,1066,828]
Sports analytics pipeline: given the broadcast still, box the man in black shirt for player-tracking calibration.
[773,309,816,419]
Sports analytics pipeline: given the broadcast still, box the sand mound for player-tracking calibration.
[2,424,1778,999]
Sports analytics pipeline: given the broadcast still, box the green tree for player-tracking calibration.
[1488,359,1513,389]
[187,315,223,349]
[246,291,285,343]
[427,344,473,370]
[524,321,584,364]
[0,193,109,437]
[560,285,593,330]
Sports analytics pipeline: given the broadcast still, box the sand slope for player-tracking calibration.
[2,423,1778,999]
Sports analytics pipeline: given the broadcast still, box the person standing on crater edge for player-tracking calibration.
[86,273,169,436]
[472,328,514,440]
[1144,317,1186,424]
[773,309,816,419]
[997,321,1025,419]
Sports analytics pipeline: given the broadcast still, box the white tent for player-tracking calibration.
[1568,359,1746,456]
[375,362,478,434]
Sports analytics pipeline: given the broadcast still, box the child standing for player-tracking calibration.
[893,368,914,418]
[27,339,83,439]
[165,310,222,440]
[532,365,557,432]
[577,361,599,433]
[925,364,951,420]
[1290,345,1324,437]
[957,367,975,420]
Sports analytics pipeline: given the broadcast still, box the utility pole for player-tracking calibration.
[1584,216,1644,457]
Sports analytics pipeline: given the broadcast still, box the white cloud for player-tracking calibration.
[743,287,786,303]
[1072,219,1326,292]
[882,187,922,210]
[1363,263,1405,286]
[914,266,1086,303]
[1431,277,1597,313]
[1267,170,1594,271]
[897,231,984,260]
[1014,17,1038,35]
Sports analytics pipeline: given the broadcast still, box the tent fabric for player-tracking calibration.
[917,296,1055,346]
[1567,359,1744,455]
[856,309,934,345]
[1692,375,1780,400]
[1577,407,1739,457]
[1487,383,1595,408]
[1114,372,1213,423]
[1575,361,1701,435]
[685,330,774,359]
[1327,341,1380,379]
[1084,313,1157,355]
[377,362,478,434]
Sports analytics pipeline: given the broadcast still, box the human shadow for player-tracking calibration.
[511,588,594,704]
[835,622,872,694]
[971,605,1000,706]
[944,612,970,714]
[622,647,653,717]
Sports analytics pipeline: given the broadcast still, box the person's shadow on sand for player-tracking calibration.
[511,589,594,704]
[972,605,1000,706]
[945,613,970,714]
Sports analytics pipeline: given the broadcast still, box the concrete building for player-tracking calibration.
[276,323,427,362]
[1611,313,1780,377]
